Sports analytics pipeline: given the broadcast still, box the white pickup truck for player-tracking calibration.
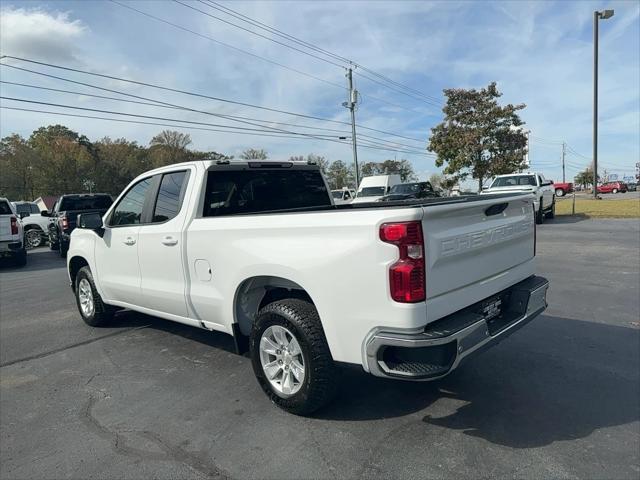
[481,173,556,224]
[68,160,549,414]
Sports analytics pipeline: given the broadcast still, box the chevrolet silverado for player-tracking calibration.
[67,160,549,415]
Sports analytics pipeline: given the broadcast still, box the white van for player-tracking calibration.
[352,175,402,203]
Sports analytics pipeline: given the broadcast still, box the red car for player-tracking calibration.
[551,181,573,197]
[597,181,628,194]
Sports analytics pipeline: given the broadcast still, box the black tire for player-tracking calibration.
[24,228,43,249]
[535,201,545,224]
[545,198,556,219]
[14,249,27,267]
[75,266,114,327]
[612,188,618,194]
[250,299,338,415]
[49,235,59,250]
[555,188,564,197]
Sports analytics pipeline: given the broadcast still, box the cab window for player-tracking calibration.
[109,177,153,226]
[152,171,189,222]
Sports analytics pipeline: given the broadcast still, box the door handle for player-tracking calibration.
[124,236,136,246]
[161,235,178,246]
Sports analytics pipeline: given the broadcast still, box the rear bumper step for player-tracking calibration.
[365,275,549,380]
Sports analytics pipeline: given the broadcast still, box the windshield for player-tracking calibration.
[389,182,432,194]
[59,195,113,211]
[358,186,386,197]
[491,175,536,187]
[14,203,39,215]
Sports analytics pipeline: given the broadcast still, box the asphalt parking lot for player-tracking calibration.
[1,218,639,479]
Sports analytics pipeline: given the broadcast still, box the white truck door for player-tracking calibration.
[95,176,154,305]
[137,169,191,318]
[538,174,553,207]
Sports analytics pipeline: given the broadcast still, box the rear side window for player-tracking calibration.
[203,169,330,217]
[110,177,153,226]
[60,195,113,211]
[152,171,188,222]
[0,201,12,215]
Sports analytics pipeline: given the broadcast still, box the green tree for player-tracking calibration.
[358,159,417,182]
[427,82,528,192]
[574,168,599,189]
[326,160,355,189]
[240,148,268,160]
[0,134,39,199]
[93,137,149,195]
[29,125,94,196]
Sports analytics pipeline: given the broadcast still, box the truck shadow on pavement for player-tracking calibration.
[317,314,639,449]
[109,310,639,450]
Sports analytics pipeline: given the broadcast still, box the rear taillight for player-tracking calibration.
[10,216,18,235]
[380,221,426,303]
[61,216,69,230]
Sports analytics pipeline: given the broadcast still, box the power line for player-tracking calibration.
[0,74,429,153]
[108,0,346,91]
[174,0,346,68]
[0,106,346,141]
[203,0,443,105]
[1,97,434,157]
[182,0,442,107]
[0,56,428,143]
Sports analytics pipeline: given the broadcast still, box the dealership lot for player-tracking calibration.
[1,219,638,479]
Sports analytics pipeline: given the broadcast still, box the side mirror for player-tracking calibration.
[40,210,50,217]
[20,212,30,219]
[77,212,103,232]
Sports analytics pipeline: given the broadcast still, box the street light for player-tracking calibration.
[593,9,614,198]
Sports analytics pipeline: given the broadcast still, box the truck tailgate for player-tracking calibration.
[0,216,12,241]
[421,194,535,299]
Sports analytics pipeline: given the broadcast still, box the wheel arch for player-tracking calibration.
[68,255,90,292]
[233,275,315,337]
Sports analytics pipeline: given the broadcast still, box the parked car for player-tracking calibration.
[0,198,27,266]
[12,201,51,248]
[67,160,548,415]
[597,181,628,194]
[481,172,555,224]
[378,181,438,201]
[551,181,573,197]
[351,174,402,203]
[43,194,113,257]
[627,183,637,192]
[330,189,353,205]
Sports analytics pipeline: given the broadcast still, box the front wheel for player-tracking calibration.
[535,202,545,224]
[75,266,114,327]
[545,198,556,219]
[555,188,565,197]
[250,299,338,415]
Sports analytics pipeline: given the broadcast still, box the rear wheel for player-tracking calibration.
[612,188,618,194]
[75,266,114,327]
[250,299,338,415]
[25,228,43,249]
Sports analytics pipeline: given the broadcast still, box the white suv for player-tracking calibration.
[0,198,27,266]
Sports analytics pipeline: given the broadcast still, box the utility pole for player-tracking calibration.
[593,9,615,198]
[343,68,360,188]
[562,142,566,183]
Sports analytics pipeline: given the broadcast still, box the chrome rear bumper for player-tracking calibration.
[365,275,549,380]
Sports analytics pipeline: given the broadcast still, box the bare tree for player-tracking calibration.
[150,130,192,149]
[240,148,268,160]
